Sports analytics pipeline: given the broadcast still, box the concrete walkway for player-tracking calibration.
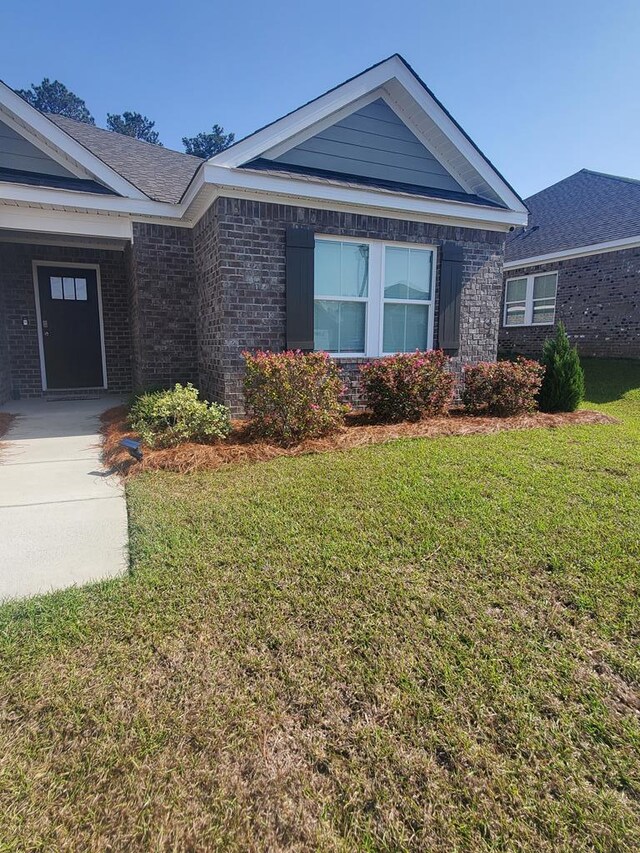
[0,397,128,601]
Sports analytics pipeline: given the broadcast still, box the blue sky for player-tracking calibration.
[3,0,639,198]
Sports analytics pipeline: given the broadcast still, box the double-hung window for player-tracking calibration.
[504,272,558,327]
[314,237,436,356]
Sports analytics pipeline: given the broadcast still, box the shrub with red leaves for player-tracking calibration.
[360,350,456,423]
[462,358,545,417]
[243,350,349,445]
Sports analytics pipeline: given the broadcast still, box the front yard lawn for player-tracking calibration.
[1,358,639,851]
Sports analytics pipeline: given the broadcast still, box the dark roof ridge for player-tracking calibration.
[579,168,640,188]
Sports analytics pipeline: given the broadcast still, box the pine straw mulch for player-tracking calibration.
[100,405,617,478]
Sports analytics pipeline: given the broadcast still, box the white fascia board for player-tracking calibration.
[504,235,640,269]
[0,205,133,240]
[0,181,183,218]
[0,81,148,200]
[203,164,527,229]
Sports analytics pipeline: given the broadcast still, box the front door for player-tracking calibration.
[37,266,104,389]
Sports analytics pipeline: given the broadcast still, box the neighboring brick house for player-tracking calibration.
[0,55,528,412]
[499,169,640,359]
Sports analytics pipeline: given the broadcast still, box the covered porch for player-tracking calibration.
[0,216,133,404]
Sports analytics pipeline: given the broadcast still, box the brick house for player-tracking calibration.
[0,55,528,412]
[500,169,640,359]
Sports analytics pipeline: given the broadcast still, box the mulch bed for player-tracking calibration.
[101,405,617,477]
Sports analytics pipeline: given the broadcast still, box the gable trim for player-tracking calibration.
[0,81,148,200]
[209,55,527,215]
[504,234,640,269]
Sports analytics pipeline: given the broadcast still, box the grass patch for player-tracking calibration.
[1,359,639,850]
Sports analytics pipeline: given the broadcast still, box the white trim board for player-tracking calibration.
[0,204,133,241]
[32,261,108,392]
[202,165,527,228]
[504,235,640,269]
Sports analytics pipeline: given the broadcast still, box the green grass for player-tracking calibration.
[1,358,639,851]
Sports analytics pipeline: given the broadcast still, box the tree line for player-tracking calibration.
[16,78,235,159]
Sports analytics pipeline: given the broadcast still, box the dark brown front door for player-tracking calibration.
[37,266,104,389]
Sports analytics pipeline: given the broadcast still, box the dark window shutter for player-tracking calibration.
[438,242,464,354]
[286,226,315,351]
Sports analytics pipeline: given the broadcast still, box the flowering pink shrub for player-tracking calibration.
[243,350,349,445]
[360,350,456,422]
[462,358,545,417]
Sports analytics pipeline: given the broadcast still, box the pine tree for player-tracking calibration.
[538,322,585,412]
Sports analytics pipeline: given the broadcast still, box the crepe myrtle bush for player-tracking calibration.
[360,350,456,422]
[129,383,231,448]
[462,358,545,417]
[243,350,349,445]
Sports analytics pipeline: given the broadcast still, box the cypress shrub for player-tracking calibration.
[538,322,585,412]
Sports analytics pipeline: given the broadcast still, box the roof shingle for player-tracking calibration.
[47,114,203,203]
[506,169,640,263]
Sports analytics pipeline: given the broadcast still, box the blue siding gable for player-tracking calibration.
[0,118,77,178]
[270,98,462,193]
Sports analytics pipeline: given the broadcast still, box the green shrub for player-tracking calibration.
[243,350,349,445]
[538,322,585,412]
[360,350,456,422]
[462,358,545,417]
[129,383,231,448]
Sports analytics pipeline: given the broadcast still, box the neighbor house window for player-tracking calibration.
[314,237,436,356]
[504,272,557,326]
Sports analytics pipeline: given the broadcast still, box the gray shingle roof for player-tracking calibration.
[47,114,203,203]
[506,169,640,263]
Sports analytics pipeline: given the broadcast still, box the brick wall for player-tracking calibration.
[127,223,199,390]
[194,197,506,413]
[0,242,131,399]
[0,280,9,404]
[499,248,640,358]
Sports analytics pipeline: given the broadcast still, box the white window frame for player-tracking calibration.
[314,235,437,358]
[504,271,558,327]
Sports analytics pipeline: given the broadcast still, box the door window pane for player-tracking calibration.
[314,300,365,352]
[383,303,429,352]
[315,241,369,297]
[50,277,63,300]
[384,247,432,300]
[63,277,75,300]
[74,278,87,300]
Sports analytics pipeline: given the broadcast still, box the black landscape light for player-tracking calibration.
[120,437,143,462]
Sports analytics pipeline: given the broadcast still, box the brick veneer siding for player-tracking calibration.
[499,248,640,358]
[0,282,10,404]
[127,223,199,390]
[194,197,506,414]
[0,242,131,399]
